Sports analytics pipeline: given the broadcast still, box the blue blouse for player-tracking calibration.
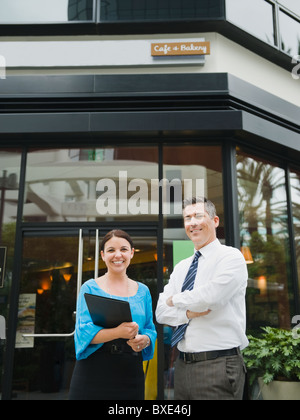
[74,279,157,361]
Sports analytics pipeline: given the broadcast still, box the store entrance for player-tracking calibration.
[10,225,159,400]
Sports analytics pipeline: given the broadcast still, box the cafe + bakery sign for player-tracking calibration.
[151,41,210,57]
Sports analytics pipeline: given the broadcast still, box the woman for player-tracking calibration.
[69,230,157,400]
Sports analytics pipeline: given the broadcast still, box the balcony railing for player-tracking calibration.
[0,0,298,60]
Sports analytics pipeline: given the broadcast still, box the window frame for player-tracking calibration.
[277,5,300,57]
[0,0,97,25]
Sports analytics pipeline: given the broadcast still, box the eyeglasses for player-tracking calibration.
[183,213,205,223]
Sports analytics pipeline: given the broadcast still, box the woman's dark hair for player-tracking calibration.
[100,230,134,252]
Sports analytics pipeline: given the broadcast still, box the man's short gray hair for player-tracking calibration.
[182,197,217,219]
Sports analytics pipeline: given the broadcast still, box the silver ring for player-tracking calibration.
[137,345,140,350]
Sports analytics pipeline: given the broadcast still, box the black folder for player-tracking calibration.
[84,293,132,328]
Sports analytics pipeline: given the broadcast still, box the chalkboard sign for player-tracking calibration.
[0,247,7,288]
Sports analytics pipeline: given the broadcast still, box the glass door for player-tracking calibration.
[11,226,158,400]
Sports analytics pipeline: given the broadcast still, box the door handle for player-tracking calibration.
[23,229,84,339]
[23,332,75,338]
[94,229,99,279]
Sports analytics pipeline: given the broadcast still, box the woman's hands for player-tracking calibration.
[92,321,139,345]
[127,334,150,353]
[116,322,139,340]
[115,322,150,352]
[111,323,150,352]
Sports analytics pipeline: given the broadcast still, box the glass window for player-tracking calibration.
[226,0,275,45]
[99,0,224,22]
[24,147,159,223]
[279,10,300,56]
[237,148,295,333]
[162,145,224,234]
[0,150,22,395]
[278,0,300,18]
[161,144,224,400]
[0,0,94,23]
[290,168,300,303]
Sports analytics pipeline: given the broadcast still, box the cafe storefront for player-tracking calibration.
[0,71,299,400]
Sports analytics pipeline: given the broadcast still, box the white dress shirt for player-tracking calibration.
[156,239,249,353]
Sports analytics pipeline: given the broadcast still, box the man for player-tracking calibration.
[156,197,248,400]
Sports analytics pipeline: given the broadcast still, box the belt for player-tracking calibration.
[101,340,139,356]
[179,347,239,364]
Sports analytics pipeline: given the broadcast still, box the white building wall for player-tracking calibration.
[0,32,299,106]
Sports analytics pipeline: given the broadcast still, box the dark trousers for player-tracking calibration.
[174,354,246,400]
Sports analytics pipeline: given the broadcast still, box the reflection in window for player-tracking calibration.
[237,149,294,332]
[226,0,275,45]
[24,147,158,223]
[68,0,93,21]
[100,0,224,22]
[0,0,93,23]
[0,153,20,240]
[163,145,224,234]
[278,0,300,18]
[279,10,300,56]
[0,150,21,393]
[290,168,300,301]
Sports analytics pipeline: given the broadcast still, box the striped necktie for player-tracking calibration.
[171,250,201,348]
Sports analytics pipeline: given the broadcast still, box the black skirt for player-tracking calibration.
[69,340,145,400]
